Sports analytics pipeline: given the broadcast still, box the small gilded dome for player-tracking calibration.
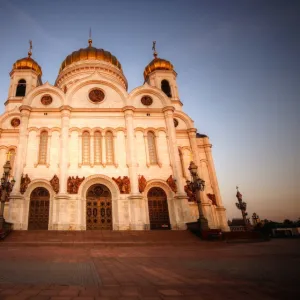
[143,57,174,80]
[59,46,122,74]
[12,57,42,76]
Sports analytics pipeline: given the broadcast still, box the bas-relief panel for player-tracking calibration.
[70,84,124,108]
[1,117,21,129]
[29,94,62,108]
[130,94,164,109]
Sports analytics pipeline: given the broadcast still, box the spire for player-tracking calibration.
[28,40,32,58]
[152,41,158,59]
[88,27,92,47]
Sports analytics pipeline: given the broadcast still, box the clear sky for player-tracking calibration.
[0,0,299,222]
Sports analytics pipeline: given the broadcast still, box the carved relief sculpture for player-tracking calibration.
[89,88,105,103]
[50,174,59,194]
[11,118,20,128]
[184,183,196,202]
[207,193,217,206]
[41,95,53,105]
[67,176,85,194]
[138,175,147,193]
[20,174,31,194]
[141,95,153,106]
[112,176,131,194]
[166,175,177,193]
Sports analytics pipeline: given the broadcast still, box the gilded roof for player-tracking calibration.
[59,46,122,73]
[12,57,42,76]
[143,57,174,80]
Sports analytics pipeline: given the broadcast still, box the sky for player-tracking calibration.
[0,0,299,222]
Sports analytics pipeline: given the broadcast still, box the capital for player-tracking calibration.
[162,106,175,113]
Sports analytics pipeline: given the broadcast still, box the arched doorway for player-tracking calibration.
[86,184,112,230]
[147,187,171,230]
[28,187,50,230]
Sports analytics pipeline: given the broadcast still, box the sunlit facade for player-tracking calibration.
[0,40,229,231]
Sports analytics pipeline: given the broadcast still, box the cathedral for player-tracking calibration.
[0,38,229,231]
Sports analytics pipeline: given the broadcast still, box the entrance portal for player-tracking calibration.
[86,184,112,230]
[28,187,50,230]
[147,187,171,230]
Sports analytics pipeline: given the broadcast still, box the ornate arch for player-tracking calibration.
[66,72,128,105]
[143,179,175,199]
[23,179,55,200]
[128,85,172,107]
[22,82,65,106]
[174,111,194,128]
[78,174,120,200]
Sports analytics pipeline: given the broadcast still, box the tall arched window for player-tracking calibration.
[38,131,48,164]
[82,131,90,164]
[16,79,26,97]
[161,80,172,98]
[147,131,158,165]
[94,131,102,164]
[106,131,114,164]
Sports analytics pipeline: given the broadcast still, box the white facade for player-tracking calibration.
[0,42,229,231]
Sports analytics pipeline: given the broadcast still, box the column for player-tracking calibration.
[203,137,230,231]
[187,128,200,168]
[143,133,150,167]
[123,106,143,230]
[59,107,71,194]
[78,133,82,167]
[163,106,189,229]
[11,106,31,195]
[90,133,94,167]
[163,106,185,195]
[101,132,106,167]
[113,133,118,167]
[123,107,139,195]
[46,133,52,167]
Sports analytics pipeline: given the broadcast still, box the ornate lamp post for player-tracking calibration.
[0,159,15,231]
[235,187,251,231]
[187,161,209,231]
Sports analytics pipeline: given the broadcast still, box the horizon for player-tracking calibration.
[0,0,299,222]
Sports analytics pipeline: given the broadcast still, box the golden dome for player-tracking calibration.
[12,57,42,76]
[143,57,174,80]
[59,45,122,73]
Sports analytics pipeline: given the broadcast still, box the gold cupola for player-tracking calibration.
[143,41,174,80]
[58,38,122,74]
[11,41,42,76]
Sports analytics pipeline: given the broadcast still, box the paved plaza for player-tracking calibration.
[0,231,299,300]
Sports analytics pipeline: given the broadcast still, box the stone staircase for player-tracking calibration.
[0,230,201,246]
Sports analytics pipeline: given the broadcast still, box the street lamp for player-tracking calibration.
[187,161,209,231]
[235,187,251,231]
[0,159,15,231]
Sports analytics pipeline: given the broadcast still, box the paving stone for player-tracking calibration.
[58,290,79,297]
[39,291,59,297]
[158,290,182,296]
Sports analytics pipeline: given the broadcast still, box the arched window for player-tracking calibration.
[38,131,48,164]
[16,79,26,97]
[82,131,90,164]
[94,131,102,164]
[161,80,172,98]
[147,131,158,164]
[106,131,114,164]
